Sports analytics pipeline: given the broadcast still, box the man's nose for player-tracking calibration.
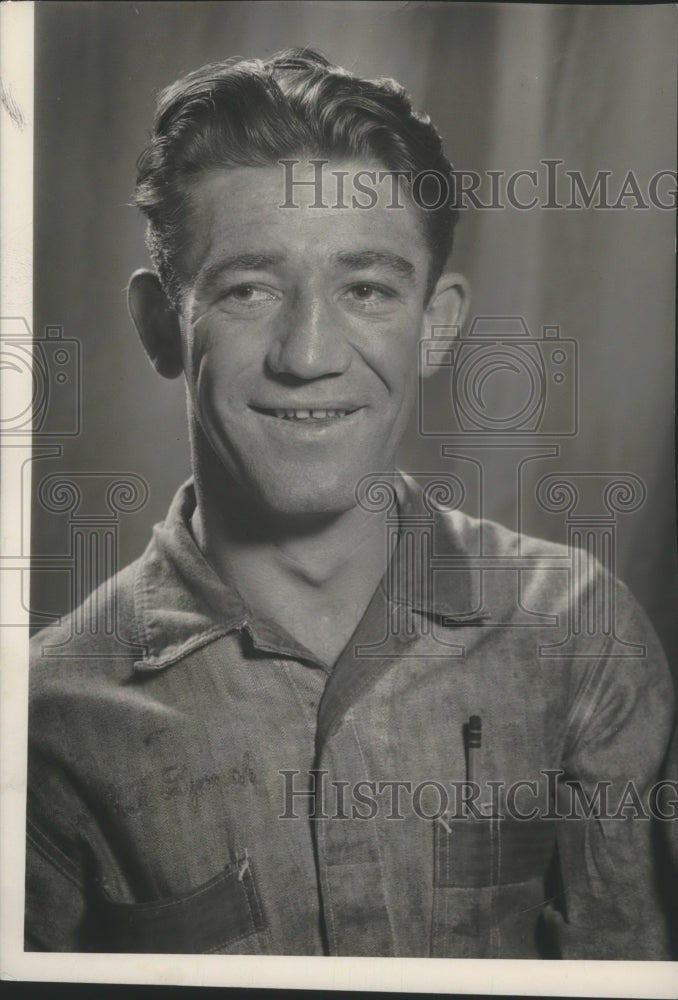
[266,292,351,379]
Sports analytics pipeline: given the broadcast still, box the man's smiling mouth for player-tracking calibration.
[251,406,361,422]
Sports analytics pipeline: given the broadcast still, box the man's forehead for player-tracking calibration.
[187,158,414,209]
[182,160,430,278]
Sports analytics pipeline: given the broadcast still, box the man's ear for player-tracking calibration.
[420,272,470,379]
[127,269,184,379]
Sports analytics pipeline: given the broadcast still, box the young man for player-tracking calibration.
[25,49,675,957]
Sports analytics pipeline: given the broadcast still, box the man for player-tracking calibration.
[25,48,675,957]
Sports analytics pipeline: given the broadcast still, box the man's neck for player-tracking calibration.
[190,462,392,668]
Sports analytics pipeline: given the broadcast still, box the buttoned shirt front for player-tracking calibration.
[25,477,675,957]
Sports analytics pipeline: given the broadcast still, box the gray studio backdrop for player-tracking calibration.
[30,2,677,673]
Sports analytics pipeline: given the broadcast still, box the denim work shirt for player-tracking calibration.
[26,477,675,957]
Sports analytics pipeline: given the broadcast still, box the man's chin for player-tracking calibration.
[253,477,362,521]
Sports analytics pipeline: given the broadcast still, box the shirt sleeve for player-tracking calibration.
[24,655,94,952]
[545,577,676,959]
[24,814,89,951]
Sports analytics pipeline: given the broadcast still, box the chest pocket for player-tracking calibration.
[96,857,267,954]
[431,815,558,958]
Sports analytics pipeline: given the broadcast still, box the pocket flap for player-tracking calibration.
[98,858,266,953]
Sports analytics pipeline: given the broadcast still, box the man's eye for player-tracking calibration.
[224,284,277,305]
[344,283,395,307]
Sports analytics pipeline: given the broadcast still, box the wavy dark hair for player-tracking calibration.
[133,48,459,307]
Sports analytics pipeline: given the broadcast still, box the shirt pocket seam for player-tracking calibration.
[434,815,558,888]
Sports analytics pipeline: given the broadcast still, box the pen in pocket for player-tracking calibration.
[467,714,482,786]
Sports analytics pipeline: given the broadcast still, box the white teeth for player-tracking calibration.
[270,408,350,420]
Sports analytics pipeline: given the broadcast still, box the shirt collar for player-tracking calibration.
[133,475,479,673]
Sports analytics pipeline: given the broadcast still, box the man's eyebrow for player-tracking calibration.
[331,250,416,281]
[198,252,285,286]
[197,249,417,288]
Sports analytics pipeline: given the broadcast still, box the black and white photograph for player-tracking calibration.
[1,1,677,993]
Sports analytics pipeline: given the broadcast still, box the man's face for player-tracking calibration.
[173,160,457,517]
